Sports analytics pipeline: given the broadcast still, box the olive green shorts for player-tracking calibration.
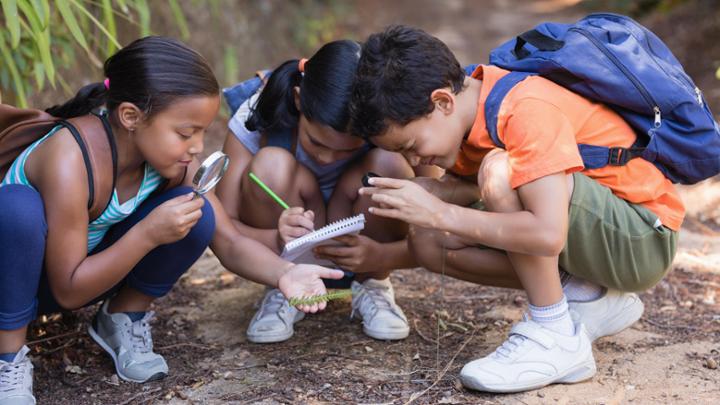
[470,172,678,292]
[558,172,678,291]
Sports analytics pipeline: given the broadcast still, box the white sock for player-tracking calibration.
[560,270,605,302]
[528,295,575,336]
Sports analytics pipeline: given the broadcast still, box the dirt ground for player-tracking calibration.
[22,0,720,404]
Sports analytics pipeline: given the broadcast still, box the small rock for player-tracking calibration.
[413,352,420,361]
[705,357,718,369]
[177,391,189,400]
[537,391,545,398]
[105,374,120,386]
[364,346,373,353]
[223,371,233,379]
[702,290,716,305]
[65,365,84,375]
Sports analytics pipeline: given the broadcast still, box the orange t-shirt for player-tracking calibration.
[451,65,685,231]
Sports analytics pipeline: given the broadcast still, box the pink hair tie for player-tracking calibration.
[103,78,110,90]
[298,58,308,73]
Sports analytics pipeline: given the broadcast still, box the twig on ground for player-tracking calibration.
[644,318,698,331]
[156,342,215,351]
[413,319,436,344]
[403,327,478,405]
[27,330,83,346]
[233,363,266,371]
[117,387,162,405]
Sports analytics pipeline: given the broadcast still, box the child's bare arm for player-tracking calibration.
[413,173,480,206]
[216,132,282,251]
[362,172,570,256]
[442,172,570,256]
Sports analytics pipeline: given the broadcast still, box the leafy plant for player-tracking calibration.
[288,289,352,307]
[0,0,189,107]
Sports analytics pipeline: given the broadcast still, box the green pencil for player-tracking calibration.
[248,172,290,209]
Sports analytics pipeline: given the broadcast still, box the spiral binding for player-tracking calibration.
[284,213,365,251]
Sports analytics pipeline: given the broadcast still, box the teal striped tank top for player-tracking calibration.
[0,125,163,252]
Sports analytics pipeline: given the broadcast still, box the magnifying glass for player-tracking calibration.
[192,151,230,196]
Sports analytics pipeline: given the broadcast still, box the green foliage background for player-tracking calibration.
[0,0,198,106]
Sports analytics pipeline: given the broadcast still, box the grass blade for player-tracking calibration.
[56,0,88,50]
[168,0,189,39]
[1,0,21,48]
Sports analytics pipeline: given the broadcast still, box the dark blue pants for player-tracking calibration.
[0,184,215,330]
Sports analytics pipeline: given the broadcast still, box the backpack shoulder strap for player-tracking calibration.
[483,71,534,149]
[64,112,117,221]
[483,71,645,170]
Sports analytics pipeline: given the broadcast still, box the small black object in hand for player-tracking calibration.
[362,172,380,187]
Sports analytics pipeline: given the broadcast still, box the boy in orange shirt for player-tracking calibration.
[350,26,682,392]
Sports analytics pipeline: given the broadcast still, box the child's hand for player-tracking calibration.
[278,264,344,313]
[277,207,314,248]
[140,193,205,246]
[359,177,448,229]
[313,234,380,273]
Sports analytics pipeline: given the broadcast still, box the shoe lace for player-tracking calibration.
[494,334,527,359]
[130,311,156,354]
[0,361,26,393]
[258,289,288,319]
[352,283,392,320]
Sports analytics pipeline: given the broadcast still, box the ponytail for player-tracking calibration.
[44,36,218,122]
[45,82,107,119]
[245,59,302,133]
[246,39,361,134]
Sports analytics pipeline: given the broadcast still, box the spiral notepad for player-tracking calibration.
[281,214,366,264]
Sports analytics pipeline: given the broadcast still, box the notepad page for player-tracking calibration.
[281,214,366,263]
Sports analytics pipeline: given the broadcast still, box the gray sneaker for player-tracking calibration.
[351,278,409,340]
[247,288,305,343]
[0,346,35,405]
[88,300,168,383]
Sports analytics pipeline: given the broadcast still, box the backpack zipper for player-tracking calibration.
[589,13,702,106]
[570,27,662,128]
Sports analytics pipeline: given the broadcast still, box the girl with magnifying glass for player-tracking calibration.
[0,37,342,405]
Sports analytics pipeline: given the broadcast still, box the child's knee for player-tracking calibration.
[248,147,300,193]
[408,224,443,270]
[186,195,216,249]
[477,151,513,210]
[0,185,47,241]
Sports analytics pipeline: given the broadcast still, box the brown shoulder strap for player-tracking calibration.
[65,113,117,221]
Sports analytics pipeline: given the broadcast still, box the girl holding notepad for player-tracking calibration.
[217,40,440,343]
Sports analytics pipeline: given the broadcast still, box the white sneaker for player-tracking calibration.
[460,319,596,393]
[88,300,168,383]
[351,278,409,340]
[569,289,644,341]
[0,346,35,405]
[247,288,305,343]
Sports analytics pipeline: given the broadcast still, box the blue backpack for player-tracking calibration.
[479,13,720,184]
